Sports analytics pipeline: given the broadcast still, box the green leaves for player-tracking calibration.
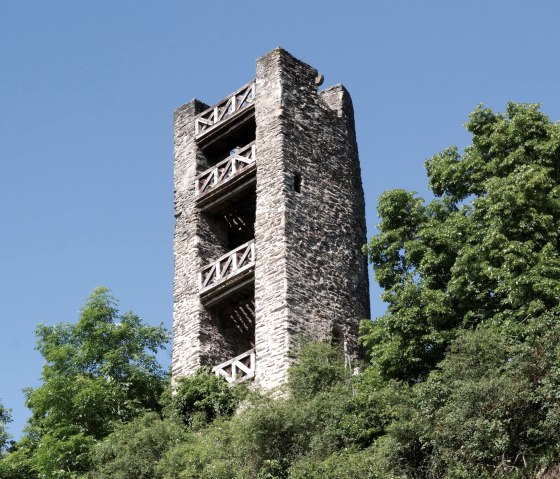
[363,103,560,381]
[143,342,391,479]
[0,402,11,458]
[358,103,560,477]
[173,368,242,428]
[411,321,560,477]
[287,341,347,399]
[17,286,169,477]
[88,412,187,479]
[37,287,168,383]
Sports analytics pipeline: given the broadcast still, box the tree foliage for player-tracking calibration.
[362,103,560,382]
[14,287,169,478]
[155,341,388,479]
[374,318,560,479]
[287,341,347,399]
[87,412,187,479]
[358,103,560,477]
[87,341,380,479]
[172,368,242,428]
[0,402,11,458]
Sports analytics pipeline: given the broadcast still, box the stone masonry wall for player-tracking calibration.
[172,99,207,381]
[172,100,243,381]
[253,50,291,389]
[253,49,370,389]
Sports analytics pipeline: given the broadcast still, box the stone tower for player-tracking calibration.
[172,48,369,390]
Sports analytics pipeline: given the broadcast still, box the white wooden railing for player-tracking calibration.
[199,240,255,293]
[213,349,255,383]
[195,142,256,197]
[195,81,256,137]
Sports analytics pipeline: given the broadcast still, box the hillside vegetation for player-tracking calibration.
[2,103,560,478]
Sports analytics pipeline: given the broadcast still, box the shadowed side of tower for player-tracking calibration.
[172,48,369,390]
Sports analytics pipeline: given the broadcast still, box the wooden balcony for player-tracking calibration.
[213,349,255,383]
[194,81,255,140]
[199,240,255,306]
[195,142,256,210]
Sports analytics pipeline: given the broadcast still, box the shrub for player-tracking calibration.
[88,412,187,479]
[288,341,347,399]
[172,368,243,428]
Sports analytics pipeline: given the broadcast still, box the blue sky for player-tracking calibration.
[1,0,559,438]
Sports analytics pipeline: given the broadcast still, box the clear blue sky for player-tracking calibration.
[1,0,559,438]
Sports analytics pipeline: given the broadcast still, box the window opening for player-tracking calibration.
[294,172,302,193]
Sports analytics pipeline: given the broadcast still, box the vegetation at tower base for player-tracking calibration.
[382,318,560,478]
[3,103,560,478]
[86,341,389,479]
[172,368,245,429]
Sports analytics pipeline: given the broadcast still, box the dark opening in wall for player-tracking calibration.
[198,115,256,168]
[331,326,344,349]
[202,188,256,253]
[205,294,256,365]
[222,193,256,250]
[294,172,302,193]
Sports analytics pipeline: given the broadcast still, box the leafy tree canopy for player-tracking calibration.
[21,286,169,478]
[362,103,560,382]
[380,316,560,478]
[89,341,385,479]
[0,402,11,457]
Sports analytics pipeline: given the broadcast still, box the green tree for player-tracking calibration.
[21,286,169,478]
[375,318,560,479]
[0,402,11,457]
[287,341,347,399]
[362,103,560,382]
[359,103,560,477]
[0,437,37,479]
[288,448,400,479]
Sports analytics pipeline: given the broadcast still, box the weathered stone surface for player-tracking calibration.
[172,48,370,391]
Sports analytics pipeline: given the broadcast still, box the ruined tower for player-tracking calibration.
[172,48,369,390]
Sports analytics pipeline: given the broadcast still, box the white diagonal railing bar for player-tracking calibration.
[199,240,255,293]
[213,349,256,383]
[195,142,256,197]
[195,80,256,137]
